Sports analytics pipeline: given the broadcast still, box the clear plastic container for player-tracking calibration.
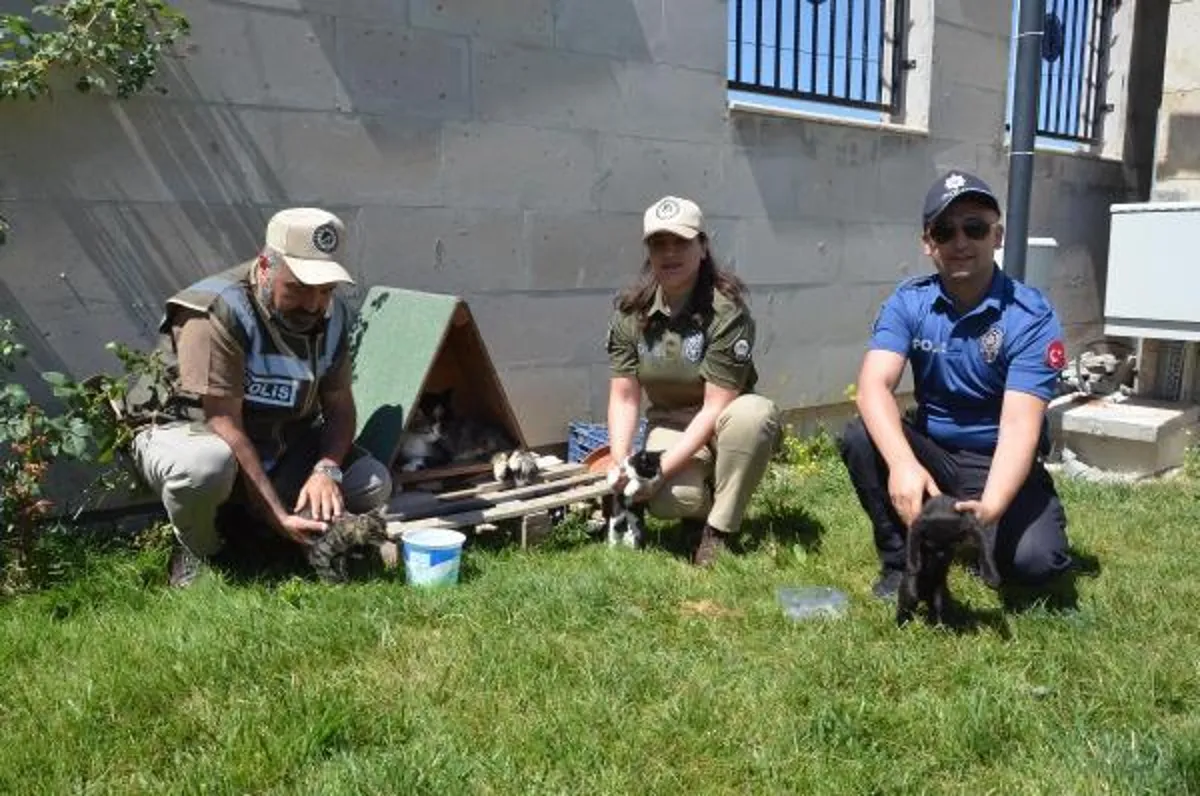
[777,586,849,621]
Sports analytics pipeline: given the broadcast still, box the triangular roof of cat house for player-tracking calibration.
[350,286,526,468]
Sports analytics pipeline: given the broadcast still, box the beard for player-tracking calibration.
[275,309,322,334]
[259,282,322,334]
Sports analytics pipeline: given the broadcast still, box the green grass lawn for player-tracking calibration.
[2,451,1200,795]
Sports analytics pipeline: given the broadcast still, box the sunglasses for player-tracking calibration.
[927,217,994,245]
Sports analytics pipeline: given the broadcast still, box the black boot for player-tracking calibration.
[691,524,728,567]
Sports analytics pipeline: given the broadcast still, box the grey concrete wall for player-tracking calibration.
[1151,0,1200,402]
[1154,0,1200,201]
[0,0,1152,446]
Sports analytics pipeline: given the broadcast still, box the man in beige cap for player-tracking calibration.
[127,208,392,586]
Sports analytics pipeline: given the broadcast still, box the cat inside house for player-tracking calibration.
[396,388,515,473]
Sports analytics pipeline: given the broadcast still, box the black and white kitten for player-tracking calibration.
[604,450,662,549]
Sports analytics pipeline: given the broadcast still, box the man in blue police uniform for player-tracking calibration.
[839,171,1072,599]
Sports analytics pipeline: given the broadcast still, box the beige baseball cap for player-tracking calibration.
[264,208,354,286]
[643,196,704,240]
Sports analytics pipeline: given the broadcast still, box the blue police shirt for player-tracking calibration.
[869,266,1064,452]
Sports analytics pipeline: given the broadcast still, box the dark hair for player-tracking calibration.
[614,233,747,330]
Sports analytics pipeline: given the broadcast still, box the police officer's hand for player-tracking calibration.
[296,472,345,522]
[277,513,329,546]
[889,463,941,528]
[954,498,1003,529]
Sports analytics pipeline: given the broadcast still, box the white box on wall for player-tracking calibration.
[1104,202,1200,341]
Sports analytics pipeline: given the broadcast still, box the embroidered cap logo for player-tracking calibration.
[312,222,339,254]
[655,199,680,220]
[941,173,968,206]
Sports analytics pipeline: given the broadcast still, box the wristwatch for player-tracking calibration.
[313,461,344,484]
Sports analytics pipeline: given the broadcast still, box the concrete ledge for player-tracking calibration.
[1053,396,1199,476]
[727,99,929,138]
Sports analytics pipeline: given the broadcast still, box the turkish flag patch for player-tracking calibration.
[1046,339,1066,370]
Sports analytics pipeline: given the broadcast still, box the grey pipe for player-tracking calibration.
[1003,0,1046,283]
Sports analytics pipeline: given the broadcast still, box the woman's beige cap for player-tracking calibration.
[643,196,704,240]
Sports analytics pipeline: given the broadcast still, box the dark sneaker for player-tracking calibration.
[168,544,204,589]
[872,569,904,601]
[691,525,728,568]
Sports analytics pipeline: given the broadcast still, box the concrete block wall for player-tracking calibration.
[0,0,1154,446]
[1154,0,1200,202]
[1149,0,1200,403]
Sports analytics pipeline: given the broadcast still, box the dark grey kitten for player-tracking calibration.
[897,495,1001,627]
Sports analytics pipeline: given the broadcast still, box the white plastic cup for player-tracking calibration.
[401,528,466,587]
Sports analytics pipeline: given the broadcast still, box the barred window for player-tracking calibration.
[1009,0,1116,145]
[727,0,910,119]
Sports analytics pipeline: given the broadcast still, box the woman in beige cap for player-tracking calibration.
[604,196,780,566]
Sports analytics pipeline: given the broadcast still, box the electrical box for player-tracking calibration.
[1104,201,1200,341]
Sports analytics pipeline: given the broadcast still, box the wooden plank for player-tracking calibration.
[392,461,495,486]
[392,455,580,489]
[436,459,584,499]
[386,471,604,522]
[384,458,589,518]
[386,481,612,537]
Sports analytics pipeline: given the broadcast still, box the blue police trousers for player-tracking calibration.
[838,417,1072,585]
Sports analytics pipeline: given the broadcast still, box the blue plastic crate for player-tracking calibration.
[566,419,648,463]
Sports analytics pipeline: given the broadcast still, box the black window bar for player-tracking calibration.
[1038,0,1114,143]
[728,0,909,114]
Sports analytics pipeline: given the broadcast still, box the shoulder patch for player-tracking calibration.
[1046,339,1067,370]
[732,338,752,362]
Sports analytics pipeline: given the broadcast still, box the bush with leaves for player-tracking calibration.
[0,0,189,100]
[0,317,164,589]
[773,423,841,476]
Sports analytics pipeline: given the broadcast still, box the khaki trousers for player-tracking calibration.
[130,421,392,556]
[645,394,780,534]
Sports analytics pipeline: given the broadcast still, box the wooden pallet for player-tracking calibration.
[385,455,609,546]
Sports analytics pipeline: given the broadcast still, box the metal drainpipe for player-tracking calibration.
[1003,0,1046,283]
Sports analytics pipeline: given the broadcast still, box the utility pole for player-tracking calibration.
[1004,0,1046,282]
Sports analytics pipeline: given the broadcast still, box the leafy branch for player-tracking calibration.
[0,0,189,100]
[1,317,166,590]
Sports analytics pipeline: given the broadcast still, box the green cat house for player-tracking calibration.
[349,287,526,476]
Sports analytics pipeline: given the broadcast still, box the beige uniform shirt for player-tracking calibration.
[607,287,758,427]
